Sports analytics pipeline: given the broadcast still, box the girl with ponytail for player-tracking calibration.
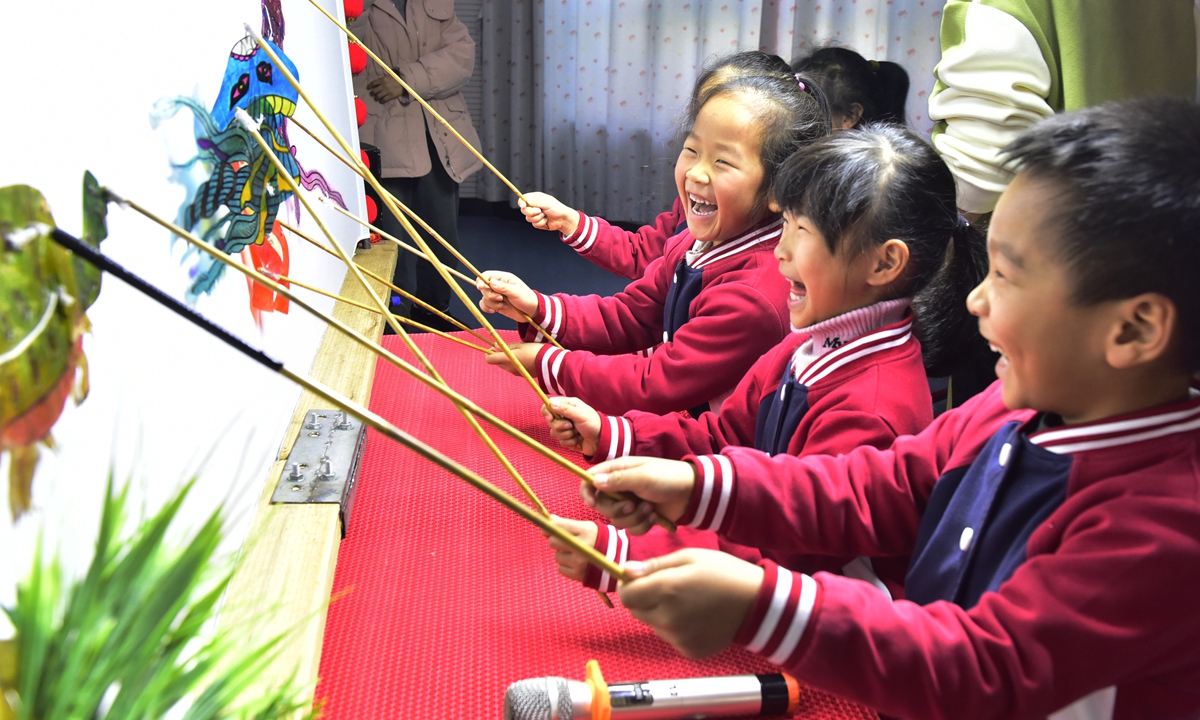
[540,124,982,598]
[791,46,910,129]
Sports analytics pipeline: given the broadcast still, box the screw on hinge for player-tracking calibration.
[317,458,337,481]
[335,411,352,430]
[288,462,303,482]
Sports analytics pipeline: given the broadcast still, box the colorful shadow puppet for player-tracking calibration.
[153,8,344,324]
[0,174,107,520]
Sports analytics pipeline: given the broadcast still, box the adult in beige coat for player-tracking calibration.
[354,0,482,329]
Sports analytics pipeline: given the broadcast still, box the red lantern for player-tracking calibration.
[355,96,367,127]
[348,42,367,75]
[360,149,370,168]
[343,0,363,20]
[365,195,378,223]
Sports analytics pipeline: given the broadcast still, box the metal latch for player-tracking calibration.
[271,409,367,536]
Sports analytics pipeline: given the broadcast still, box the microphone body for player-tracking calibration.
[504,671,798,720]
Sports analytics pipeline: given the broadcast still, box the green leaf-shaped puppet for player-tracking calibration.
[0,173,107,519]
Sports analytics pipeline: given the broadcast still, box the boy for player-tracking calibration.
[580,98,1200,719]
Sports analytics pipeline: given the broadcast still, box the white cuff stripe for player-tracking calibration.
[687,455,716,529]
[578,216,600,252]
[534,291,554,342]
[605,415,620,461]
[565,215,589,248]
[549,349,567,395]
[598,524,618,593]
[708,454,733,531]
[767,573,817,665]
[746,569,793,653]
[619,416,633,458]
[549,295,564,339]
[540,347,557,392]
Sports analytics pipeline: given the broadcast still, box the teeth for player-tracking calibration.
[688,192,717,216]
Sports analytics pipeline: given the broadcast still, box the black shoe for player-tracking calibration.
[409,306,465,334]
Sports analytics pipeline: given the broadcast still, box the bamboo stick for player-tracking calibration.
[316,196,564,348]
[303,0,528,204]
[114,192,673,533]
[279,273,489,353]
[236,109,550,518]
[288,116,565,349]
[46,221,627,581]
[277,218,489,345]
[245,28,559,419]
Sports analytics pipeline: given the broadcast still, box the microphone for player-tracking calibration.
[504,660,799,720]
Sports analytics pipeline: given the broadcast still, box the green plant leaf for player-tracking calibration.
[4,473,318,720]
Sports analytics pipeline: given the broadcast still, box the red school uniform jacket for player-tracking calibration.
[679,382,1200,720]
[521,219,790,416]
[559,200,688,280]
[583,310,932,596]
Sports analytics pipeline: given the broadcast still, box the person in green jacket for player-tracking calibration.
[929,0,1197,218]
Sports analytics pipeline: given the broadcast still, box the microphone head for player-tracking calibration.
[504,677,576,720]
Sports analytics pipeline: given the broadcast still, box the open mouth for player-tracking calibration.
[788,280,807,306]
[989,342,1010,373]
[688,192,717,217]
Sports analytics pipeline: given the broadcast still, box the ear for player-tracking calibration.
[865,239,909,288]
[1105,293,1177,370]
[767,198,781,213]
[842,103,864,130]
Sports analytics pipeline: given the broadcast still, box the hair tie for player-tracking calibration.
[869,59,880,71]
[795,73,806,92]
[955,214,971,233]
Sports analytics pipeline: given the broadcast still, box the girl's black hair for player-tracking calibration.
[692,71,832,208]
[687,51,795,124]
[773,124,988,376]
[791,47,909,126]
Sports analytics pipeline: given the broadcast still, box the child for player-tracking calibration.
[477,72,830,417]
[543,125,986,597]
[582,99,1200,719]
[792,46,910,129]
[519,51,798,280]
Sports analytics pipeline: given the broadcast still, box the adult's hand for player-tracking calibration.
[367,74,408,104]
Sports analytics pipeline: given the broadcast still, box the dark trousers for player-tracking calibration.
[376,130,461,313]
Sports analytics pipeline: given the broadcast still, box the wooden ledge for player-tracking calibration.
[217,241,397,709]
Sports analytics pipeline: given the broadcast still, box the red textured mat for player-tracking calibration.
[315,332,877,720]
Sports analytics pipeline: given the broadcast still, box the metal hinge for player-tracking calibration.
[271,409,367,537]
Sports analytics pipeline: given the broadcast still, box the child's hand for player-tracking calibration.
[541,397,601,455]
[484,341,541,377]
[581,456,695,534]
[618,549,764,659]
[540,516,598,582]
[476,271,539,322]
[519,192,580,236]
